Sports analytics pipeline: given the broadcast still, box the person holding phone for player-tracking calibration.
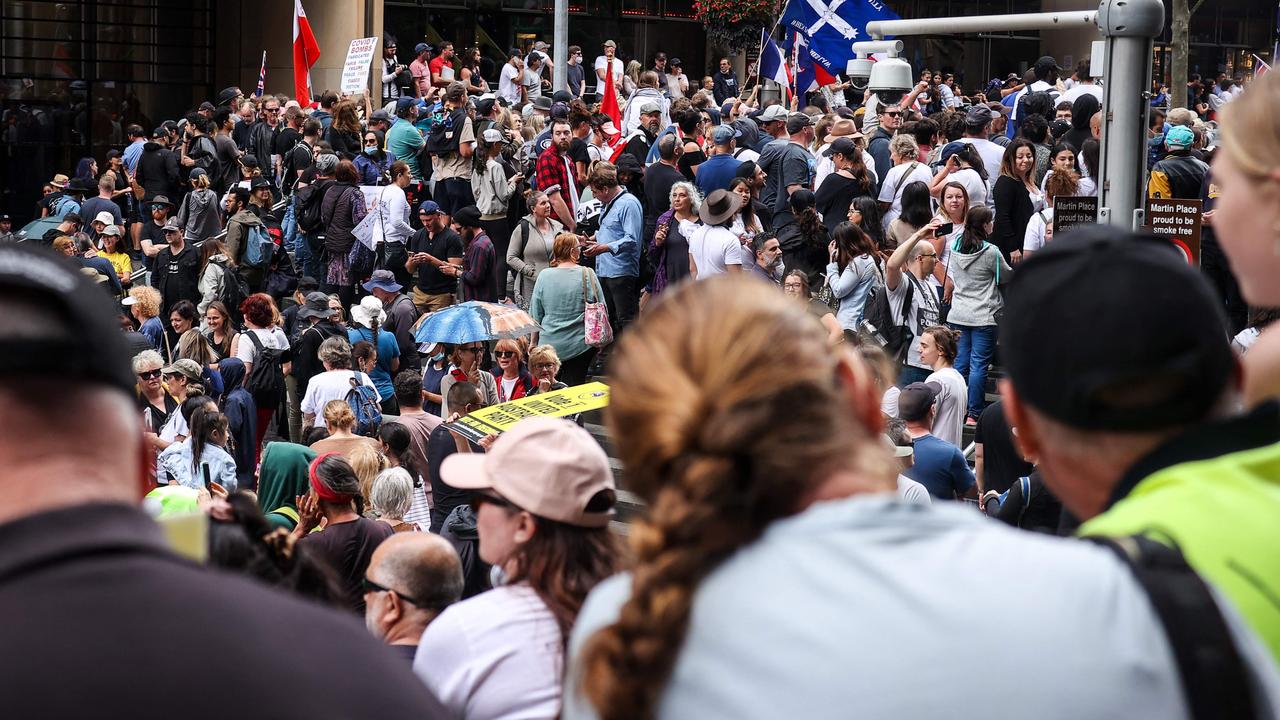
[156,405,239,492]
[884,217,945,385]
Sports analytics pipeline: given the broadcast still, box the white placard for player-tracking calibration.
[341,37,380,95]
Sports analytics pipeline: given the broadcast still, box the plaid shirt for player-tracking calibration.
[535,145,576,224]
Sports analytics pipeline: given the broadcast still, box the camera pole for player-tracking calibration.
[865,0,1166,230]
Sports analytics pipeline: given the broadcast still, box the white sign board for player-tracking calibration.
[341,37,380,95]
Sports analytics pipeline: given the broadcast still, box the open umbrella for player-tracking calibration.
[413,301,541,345]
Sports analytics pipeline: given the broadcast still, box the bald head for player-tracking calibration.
[367,532,463,624]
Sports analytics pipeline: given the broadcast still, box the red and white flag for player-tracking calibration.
[1254,54,1271,77]
[601,60,622,130]
[293,0,320,106]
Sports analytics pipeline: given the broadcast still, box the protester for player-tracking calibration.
[825,221,880,331]
[415,417,619,718]
[364,531,464,663]
[560,277,1280,720]
[349,295,401,413]
[947,205,1011,423]
[507,190,564,307]
[407,201,464,313]
[438,341,500,417]
[0,243,435,716]
[918,326,967,447]
[991,138,1041,261]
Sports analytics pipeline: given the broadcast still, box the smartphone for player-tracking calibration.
[202,464,212,491]
[935,223,954,237]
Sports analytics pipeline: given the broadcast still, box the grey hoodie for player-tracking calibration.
[946,238,1012,327]
[177,187,223,241]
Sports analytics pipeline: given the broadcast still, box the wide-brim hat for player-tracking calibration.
[362,269,403,294]
[351,295,388,330]
[822,118,864,146]
[296,291,332,321]
[699,188,744,226]
[148,196,174,209]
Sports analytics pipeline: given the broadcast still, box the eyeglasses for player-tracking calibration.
[783,282,804,290]
[137,369,162,380]
[494,350,516,358]
[918,252,938,259]
[533,362,557,371]
[361,577,427,607]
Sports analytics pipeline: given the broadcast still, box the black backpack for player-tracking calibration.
[297,178,333,234]
[859,271,915,364]
[243,330,286,398]
[425,108,467,155]
[217,263,249,323]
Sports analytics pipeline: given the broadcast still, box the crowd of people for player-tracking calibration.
[5,29,1280,720]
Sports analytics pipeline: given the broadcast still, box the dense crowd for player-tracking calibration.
[4,31,1280,720]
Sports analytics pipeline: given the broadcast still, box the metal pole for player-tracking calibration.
[1096,0,1165,229]
[553,0,568,92]
[867,11,1098,40]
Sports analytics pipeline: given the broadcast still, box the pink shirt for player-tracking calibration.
[410,58,430,97]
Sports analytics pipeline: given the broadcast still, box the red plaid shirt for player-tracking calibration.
[535,145,576,224]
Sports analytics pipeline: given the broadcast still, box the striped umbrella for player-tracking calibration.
[413,301,541,345]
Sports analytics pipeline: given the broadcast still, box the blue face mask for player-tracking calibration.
[363,146,378,155]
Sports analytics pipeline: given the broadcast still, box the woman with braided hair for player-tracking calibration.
[293,453,395,613]
[563,276,1243,720]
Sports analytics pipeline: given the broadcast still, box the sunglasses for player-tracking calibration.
[883,111,903,118]
[494,350,516,358]
[918,252,938,259]
[264,108,280,114]
[361,577,427,607]
[458,346,480,354]
[137,369,162,380]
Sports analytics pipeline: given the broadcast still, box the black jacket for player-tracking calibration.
[0,503,437,717]
[291,319,345,392]
[320,182,362,256]
[135,142,179,201]
[248,121,280,180]
[991,175,1034,259]
[152,242,201,315]
[1150,151,1210,201]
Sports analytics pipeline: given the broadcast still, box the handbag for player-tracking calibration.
[582,268,614,348]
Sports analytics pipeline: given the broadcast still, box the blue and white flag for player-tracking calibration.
[780,0,901,75]
[790,30,835,93]
[759,29,792,87]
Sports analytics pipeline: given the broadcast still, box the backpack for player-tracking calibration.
[345,371,383,437]
[241,223,273,268]
[425,108,467,155]
[296,179,333,234]
[243,331,286,398]
[217,263,249,323]
[52,194,80,218]
[192,135,221,189]
[859,272,916,364]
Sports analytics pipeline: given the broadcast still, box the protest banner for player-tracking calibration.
[444,382,610,443]
[341,37,379,95]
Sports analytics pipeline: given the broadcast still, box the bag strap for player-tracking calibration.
[581,267,598,304]
[1084,535,1256,720]
[1016,475,1031,526]
[245,329,264,352]
[891,162,918,199]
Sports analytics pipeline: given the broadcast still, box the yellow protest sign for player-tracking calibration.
[445,382,609,443]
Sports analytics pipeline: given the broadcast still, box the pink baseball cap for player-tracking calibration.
[441,417,616,527]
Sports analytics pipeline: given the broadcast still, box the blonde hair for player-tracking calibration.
[579,278,894,718]
[192,172,211,189]
[1220,72,1280,180]
[528,344,561,373]
[127,286,162,319]
[177,329,218,365]
[348,443,389,504]
[889,133,919,161]
[494,338,526,361]
[322,398,355,431]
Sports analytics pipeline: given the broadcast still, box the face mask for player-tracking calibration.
[364,146,378,155]
[489,564,508,588]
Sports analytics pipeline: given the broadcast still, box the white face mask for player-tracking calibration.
[489,564,509,588]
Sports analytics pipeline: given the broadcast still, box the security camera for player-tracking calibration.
[869,56,913,107]
[846,56,874,91]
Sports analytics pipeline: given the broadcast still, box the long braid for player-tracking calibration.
[578,278,894,720]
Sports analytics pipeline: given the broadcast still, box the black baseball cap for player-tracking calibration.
[1000,225,1233,432]
[0,243,134,395]
[898,382,941,422]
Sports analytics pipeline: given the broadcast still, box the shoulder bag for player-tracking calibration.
[582,268,614,348]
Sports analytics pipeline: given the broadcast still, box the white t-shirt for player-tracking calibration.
[498,63,523,105]
[301,370,379,426]
[877,161,933,230]
[927,366,968,447]
[888,272,941,371]
[881,386,901,418]
[234,327,289,369]
[956,137,1005,192]
[897,475,933,505]
[1060,83,1103,106]
[1040,170,1097,198]
[1233,327,1261,355]
[944,166,988,209]
[414,584,565,720]
[682,220,742,278]
[593,56,624,85]
[1024,208,1053,254]
[1011,79,1059,121]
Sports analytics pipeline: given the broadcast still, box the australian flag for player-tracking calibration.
[780,0,901,77]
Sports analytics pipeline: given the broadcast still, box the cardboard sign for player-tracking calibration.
[341,37,380,95]
[1051,196,1098,236]
[1145,198,1203,265]
[445,382,610,443]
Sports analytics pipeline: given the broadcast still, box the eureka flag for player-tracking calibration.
[780,0,901,76]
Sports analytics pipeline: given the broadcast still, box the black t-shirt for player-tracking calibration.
[273,127,301,157]
[408,227,464,295]
[568,137,591,166]
[298,517,394,613]
[974,398,1034,494]
[643,163,684,226]
[678,142,706,183]
[428,423,482,533]
[995,470,1064,535]
[814,172,872,234]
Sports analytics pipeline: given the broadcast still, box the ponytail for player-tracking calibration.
[189,408,228,479]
